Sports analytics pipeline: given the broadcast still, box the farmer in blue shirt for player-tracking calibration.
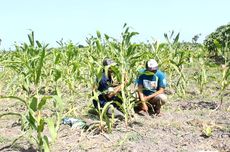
[93,58,127,119]
[137,59,167,116]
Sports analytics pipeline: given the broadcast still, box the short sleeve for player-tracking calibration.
[158,72,167,88]
[138,75,143,86]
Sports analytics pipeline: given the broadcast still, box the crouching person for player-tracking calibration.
[137,59,167,116]
[93,58,127,119]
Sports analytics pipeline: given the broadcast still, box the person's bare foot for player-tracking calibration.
[137,110,149,116]
[155,112,163,117]
[152,107,164,117]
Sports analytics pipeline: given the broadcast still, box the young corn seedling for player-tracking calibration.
[193,59,208,94]
[86,26,142,130]
[119,25,141,127]
[0,31,64,151]
[0,93,64,152]
[84,50,115,132]
[5,31,50,97]
[213,41,230,109]
[202,125,213,138]
[168,51,188,96]
[216,63,230,110]
[163,31,190,96]
[105,24,141,127]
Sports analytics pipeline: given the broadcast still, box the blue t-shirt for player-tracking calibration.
[138,70,167,96]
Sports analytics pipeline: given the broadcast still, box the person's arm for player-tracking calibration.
[138,84,148,112]
[106,84,123,99]
[106,77,128,99]
[144,87,165,101]
[138,84,145,102]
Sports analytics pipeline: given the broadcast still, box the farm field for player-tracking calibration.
[0,95,230,152]
[0,27,229,152]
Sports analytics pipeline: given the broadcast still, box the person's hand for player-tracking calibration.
[140,96,147,102]
[142,102,148,112]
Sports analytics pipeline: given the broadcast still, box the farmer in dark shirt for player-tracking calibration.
[93,58,126,119]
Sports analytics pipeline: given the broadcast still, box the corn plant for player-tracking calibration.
[83,25,143,130]
[202,125,212,137]
[118,24,142,127]
[86,54,116,132]
[76,39,113,132]
[0,31,64,151]
[193,59,208,94]
[216,62,230,109]
[163,31,190,96]
[4,31,50,96]
[213,42,230,109]
[102,24,142,127]
[0,93,63,152]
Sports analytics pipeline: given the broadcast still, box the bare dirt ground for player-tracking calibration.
[0,94,230,152]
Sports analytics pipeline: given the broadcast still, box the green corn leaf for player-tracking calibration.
[46,118,57,142]
[96,31,101,39]
[43,135,50,152]
[96,40,102,52]
[29,97,38,112]
[127,45,134,57]
[164,33,170,44]
[124,26,129,34]
[35,47,46,85]
[173,33,180,44]
[52,95,64,111]
[123,23,127,28]
[54,53,61,64]
[0,96,27,107]
[96,67,103,82]
[113,100,124,112]
[71,62,79,73]
[28,31,35,47]
[53,68,62,82]
[129,32,139,38]
[38,96,52,110]
[130,54,142,61]
[27,110,37,130]
[104,34,110,40]
[22,84,30,93]
[44,44,49,49]
[36,40,42,48]
[11,132,27,148]
[169,62,181,75]
[38,118,45,132]
[101,101,113,119]
[170,30,174,38]
[21,115,28,130]
[0,112,21,118]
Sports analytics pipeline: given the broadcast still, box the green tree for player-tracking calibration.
[204,23,230,57]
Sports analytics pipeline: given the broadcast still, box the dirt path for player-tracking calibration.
[1,99,229,152]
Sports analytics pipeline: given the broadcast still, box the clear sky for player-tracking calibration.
[0,0,229,49]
